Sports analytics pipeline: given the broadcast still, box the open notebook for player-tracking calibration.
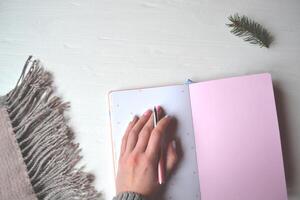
[108,73,287,200]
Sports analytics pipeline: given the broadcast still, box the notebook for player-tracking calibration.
[108,73,288,200]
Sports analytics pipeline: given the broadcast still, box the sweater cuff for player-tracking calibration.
[113,192,146,200]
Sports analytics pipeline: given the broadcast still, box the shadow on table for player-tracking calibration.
[273,81,298,196]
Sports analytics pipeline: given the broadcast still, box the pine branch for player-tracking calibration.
[226,13,274,48]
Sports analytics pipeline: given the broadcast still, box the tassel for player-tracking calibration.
[4,56,101,200]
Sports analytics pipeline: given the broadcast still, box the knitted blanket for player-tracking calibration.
[0,56,101,200]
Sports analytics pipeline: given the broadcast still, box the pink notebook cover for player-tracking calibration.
[189,73,287,200]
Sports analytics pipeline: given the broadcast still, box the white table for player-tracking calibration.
[0,0,299,199]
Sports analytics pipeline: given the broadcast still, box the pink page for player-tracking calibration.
[189,73,287,200]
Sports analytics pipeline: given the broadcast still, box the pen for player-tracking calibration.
[153,106,165,185]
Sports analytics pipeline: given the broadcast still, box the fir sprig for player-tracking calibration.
[226,13,273,48]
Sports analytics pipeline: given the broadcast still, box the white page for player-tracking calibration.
[108,84,200,200]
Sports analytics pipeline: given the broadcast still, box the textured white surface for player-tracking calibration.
[0,0,299,199]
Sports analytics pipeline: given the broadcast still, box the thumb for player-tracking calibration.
[166,140,178,178]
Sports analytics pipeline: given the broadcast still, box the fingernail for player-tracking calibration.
[143,109,152,116]
[132,115,138,122]
[172,140,176,149]
[164,115,171,118]
[157,105,161,112]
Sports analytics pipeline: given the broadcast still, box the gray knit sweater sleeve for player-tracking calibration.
[113,192,146,200]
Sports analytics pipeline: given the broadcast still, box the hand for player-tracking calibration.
[115,107,178,197]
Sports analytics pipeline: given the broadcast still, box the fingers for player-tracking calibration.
[146,115,172,161]
[166,140,178,178]
[125,109,152,153]
[134,106,164,153]
[120,116,138,157]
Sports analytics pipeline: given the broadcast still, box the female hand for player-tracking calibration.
[115,107,178,197]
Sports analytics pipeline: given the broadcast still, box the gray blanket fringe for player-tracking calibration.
[4,56,102,200]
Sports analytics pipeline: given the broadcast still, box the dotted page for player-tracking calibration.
[109,84,201,200]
